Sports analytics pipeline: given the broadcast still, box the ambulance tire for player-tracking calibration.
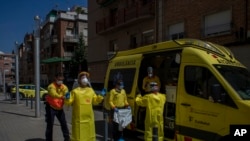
[218,135,230,141]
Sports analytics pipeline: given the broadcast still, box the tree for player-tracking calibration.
[70,33,88,78]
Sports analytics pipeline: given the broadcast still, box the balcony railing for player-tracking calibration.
[64,52,73,58]
[63,35,79,43]
[96,1,155,34]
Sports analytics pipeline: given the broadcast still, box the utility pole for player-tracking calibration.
[15,41,20,104]
[34,15,41,118]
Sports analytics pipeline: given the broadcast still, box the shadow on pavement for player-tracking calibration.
[1,111,34,118]
[25,138,45,141]
[95,120,143,141]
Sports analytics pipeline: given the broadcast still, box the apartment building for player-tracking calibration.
[40,7,88,86]
[18,6,88,87]
[88,0,250,84]
[0,51,15,87]
[18,36,33,85]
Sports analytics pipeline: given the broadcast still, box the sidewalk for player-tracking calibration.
[0,93,66,141]
[0,92,110,141]
[0,93,142,141]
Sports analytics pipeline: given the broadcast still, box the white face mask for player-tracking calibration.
[81,77,89,85]
[56,80,63,85]
[148,73,153,77]
[151,86,158,92]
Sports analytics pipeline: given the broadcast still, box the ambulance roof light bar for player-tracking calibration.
[174,39,224,56]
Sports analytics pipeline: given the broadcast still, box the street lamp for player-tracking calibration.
[15,41,20,104]
[34,15,41,118]
[3,69,9,100]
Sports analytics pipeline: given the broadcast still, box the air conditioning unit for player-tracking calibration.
[107,51,116,60]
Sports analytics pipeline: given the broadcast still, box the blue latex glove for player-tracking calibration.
[114,108,119,112]
[65,92,70,99]
[101,88,106,96]
[127,106,131,109]
[117,137,125,141]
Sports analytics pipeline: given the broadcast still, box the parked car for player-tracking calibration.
[11,84,48,100]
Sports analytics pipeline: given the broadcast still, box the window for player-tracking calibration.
[130,34,137,48]
[109,39,118,51]
[215,65,250,100]
[108,68,136,94]
[184,66,236,107]
[168,22,184,40]
[66,28,74,36]
[83,28,88,37]
[142,29,154,45]
[204,10,231,36]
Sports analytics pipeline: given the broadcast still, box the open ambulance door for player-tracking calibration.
[104,54,143,122]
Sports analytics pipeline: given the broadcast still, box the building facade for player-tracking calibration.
[19,35,33,85]
[88,0,250,84]
[40,7,88,87]
[18,6,88,88]
[0,51,15,87]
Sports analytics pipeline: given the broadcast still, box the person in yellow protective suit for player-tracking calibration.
[109,80,129,141]
[136,82,166,141]
[142,66,161,93]
[64,71,103,141]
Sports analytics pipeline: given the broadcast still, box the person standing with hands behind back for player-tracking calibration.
[109,80,129,141]
[64,71,103,141]
[45,73,70,141]
[136,82,166,141]
[142,66,161,93]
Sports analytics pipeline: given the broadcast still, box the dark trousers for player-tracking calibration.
[111,109,123,141]
[45,103,70,141]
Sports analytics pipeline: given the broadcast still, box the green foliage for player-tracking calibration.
[71,33,86,64]
[70,33,88,76]
[75,7,86,14]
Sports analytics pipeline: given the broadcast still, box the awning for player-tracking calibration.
[41,57,71,64]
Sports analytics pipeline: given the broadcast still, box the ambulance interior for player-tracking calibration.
[136,50,181,139]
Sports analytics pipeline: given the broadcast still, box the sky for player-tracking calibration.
[0,0,87,54]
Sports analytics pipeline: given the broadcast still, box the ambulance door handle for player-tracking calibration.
[181,103,191,107]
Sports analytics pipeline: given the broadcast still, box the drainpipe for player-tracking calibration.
[155,0,164,43]
[245,0,248,40]
[155,0,158,43]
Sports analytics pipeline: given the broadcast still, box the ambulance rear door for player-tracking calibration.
[104,54,143,115]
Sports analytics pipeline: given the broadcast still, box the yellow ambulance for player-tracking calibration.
[103,38,250,141]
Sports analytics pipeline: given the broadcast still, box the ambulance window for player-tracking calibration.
[215,65,250,100]
[107,68,136,94]
[184,66,236,107]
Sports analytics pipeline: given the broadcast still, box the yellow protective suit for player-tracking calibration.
[135,93,166,141]
[142,76,161,93]
[109,89,129,109]
[65,87,103,141]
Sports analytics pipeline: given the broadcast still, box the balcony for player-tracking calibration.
[51,35,58,44]
[96,1,155,34]
[63,35,79,43]
[64,52,73,59]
